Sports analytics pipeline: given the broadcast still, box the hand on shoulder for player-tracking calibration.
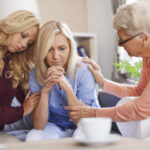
[82,57,105,87]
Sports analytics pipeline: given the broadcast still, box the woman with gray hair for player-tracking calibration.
[26,20,100,141]
[65,0,150,136]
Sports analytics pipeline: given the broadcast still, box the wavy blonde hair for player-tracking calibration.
[113,0,150,35]
[34,20,80,86]
[0,10,40,89]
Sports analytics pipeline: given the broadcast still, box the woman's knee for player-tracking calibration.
[98,91,121,107]
[26,129,44,142]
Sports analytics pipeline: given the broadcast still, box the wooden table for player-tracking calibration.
[0,132,150,150]
[0,132,20,144]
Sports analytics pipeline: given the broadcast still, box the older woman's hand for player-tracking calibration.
[65,105,97,122]
[82,57,105,87]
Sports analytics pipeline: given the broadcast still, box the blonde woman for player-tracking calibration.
[26,21,99,141]
[0,10,40,133]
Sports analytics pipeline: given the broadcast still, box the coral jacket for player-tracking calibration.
[96,57,150,121]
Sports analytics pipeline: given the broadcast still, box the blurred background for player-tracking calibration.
[0,0,139,83]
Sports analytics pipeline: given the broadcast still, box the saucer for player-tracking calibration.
[73,129,121,146]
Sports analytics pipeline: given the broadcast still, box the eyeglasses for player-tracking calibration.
[118,32,143,45]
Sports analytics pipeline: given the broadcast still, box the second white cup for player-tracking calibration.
[78,117,112,141]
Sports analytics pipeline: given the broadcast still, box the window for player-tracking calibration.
[117,0,141,74]
[126,0,137,4]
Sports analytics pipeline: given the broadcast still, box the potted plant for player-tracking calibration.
[113,59,142,84]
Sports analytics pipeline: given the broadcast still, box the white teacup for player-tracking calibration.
[77,117,112,141]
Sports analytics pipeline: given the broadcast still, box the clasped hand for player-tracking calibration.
[43,66,69,93]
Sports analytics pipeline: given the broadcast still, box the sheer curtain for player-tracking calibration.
[112,0,126,14]
[0,0,40,19]
[112,0,140,82]
[117,0,141,75]
[111,0,126,81]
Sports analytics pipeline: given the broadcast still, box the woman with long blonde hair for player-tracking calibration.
[26,20,99,141]
[0,10,40,133]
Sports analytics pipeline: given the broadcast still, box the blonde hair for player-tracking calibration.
[0,10,40,89]
[34,20,80,86]
[113,0,150,35]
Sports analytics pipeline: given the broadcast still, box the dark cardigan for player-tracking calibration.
[0,58,25,130]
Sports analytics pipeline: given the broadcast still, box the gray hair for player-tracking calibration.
[113,0,150,35]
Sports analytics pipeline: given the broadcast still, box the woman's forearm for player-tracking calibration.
[32,90,49,130]
[64,85,80,106]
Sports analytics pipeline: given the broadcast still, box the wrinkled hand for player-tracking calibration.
[69,100,87,124]
[78,99,87,106]
[65,105,96,122]
[43,66,64,93]
[23,90,40,116]
[82,57,105,87]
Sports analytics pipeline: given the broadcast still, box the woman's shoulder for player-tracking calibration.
[29,68,36,78]
[75,57,96,85]
[77,57,89,71]
[29,68,42,90]
[75,57,93,78]
[29,68,35,74]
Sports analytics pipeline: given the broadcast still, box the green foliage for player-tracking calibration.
[113,59,142,78]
